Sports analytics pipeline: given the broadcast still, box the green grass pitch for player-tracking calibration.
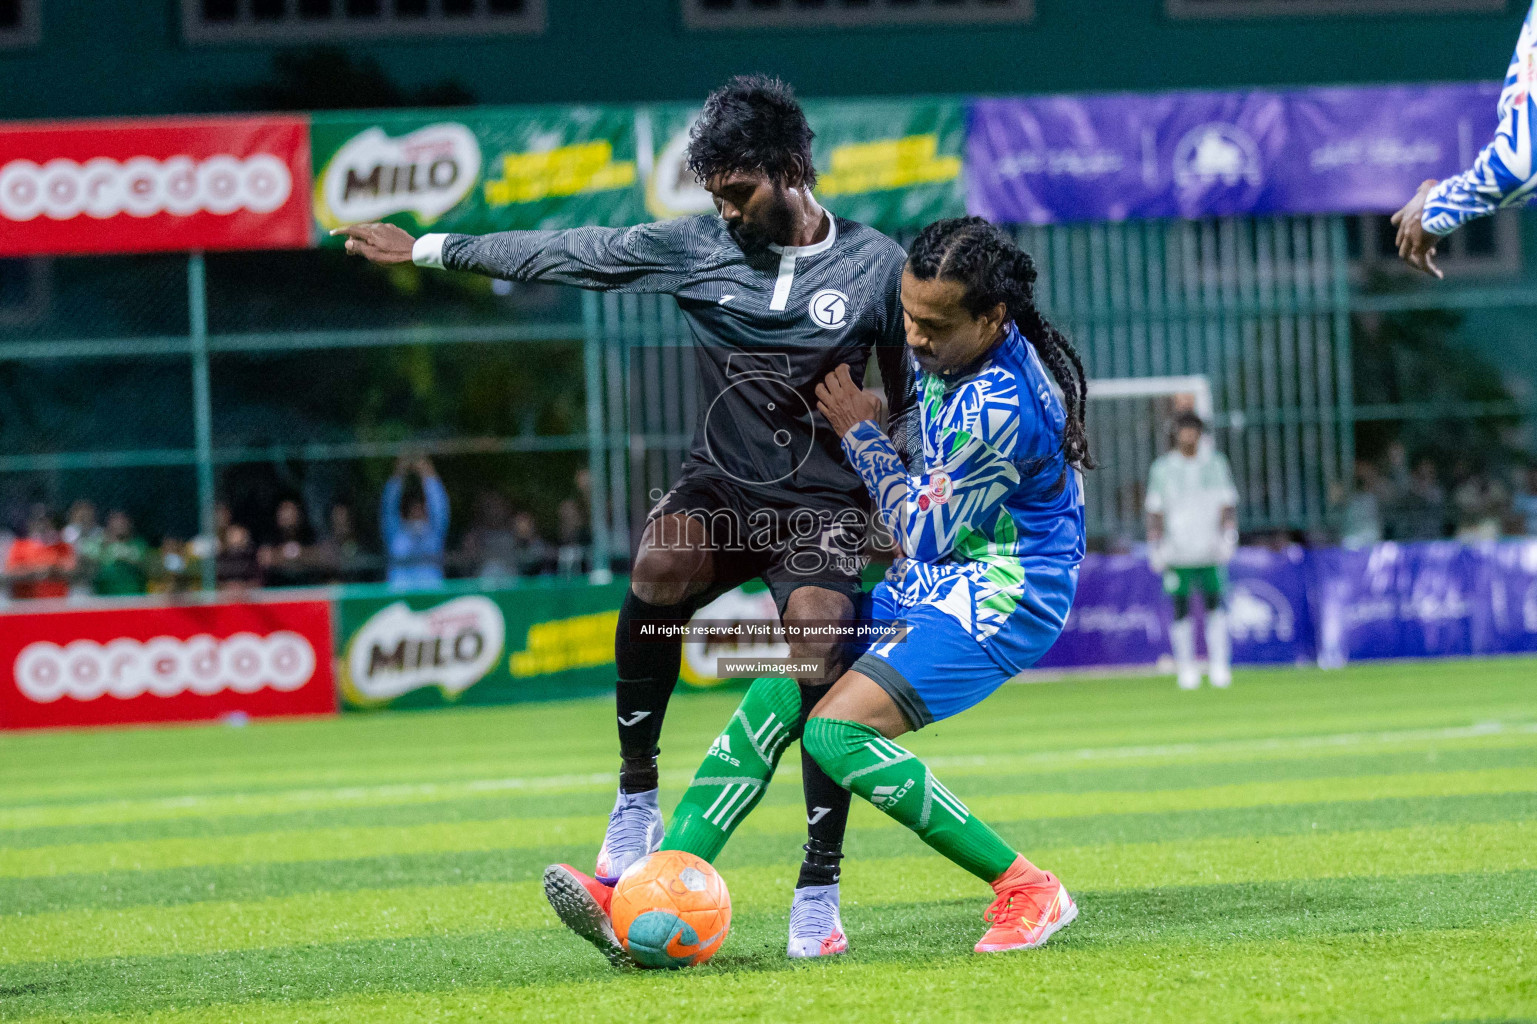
[2,659,1534,1023]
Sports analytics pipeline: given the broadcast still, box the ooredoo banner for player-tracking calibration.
[0,600,336,730]
[0,116,312,257]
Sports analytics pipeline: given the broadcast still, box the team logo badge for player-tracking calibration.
[808,288,850,330]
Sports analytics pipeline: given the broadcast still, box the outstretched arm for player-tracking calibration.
[380,474,403,545]
[1393,4,1537,277]
[333,219,693,294]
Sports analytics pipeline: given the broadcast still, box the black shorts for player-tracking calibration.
[645,467,869,615]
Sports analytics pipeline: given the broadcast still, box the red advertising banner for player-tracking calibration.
[0,115,313,256]
[0,600,336,730]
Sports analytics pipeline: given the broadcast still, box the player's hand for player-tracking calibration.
[815,364,882,438]
[1147,544,1167,574]
[331,222,417,264]
[1389,180,1444,280]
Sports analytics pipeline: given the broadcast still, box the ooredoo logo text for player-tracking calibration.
[13,632,318,703]
[0,155,294,222]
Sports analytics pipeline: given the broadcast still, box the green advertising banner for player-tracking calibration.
[640,98,966,232]
[311,106,644,241]
[335,579,776,711]
[337,580,630,711]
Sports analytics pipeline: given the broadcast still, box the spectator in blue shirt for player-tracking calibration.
[382,456,449,589]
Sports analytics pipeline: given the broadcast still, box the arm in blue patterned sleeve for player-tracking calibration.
[1423,2,1537,235]
[840,376,1023,564]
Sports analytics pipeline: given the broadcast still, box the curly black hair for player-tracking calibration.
[908,217,1095,473]
[686,75,816,188]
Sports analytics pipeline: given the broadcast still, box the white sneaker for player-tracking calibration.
[594,788,664,885]
[787,882,848,958]
[1209,668,1232,689]
[1177,670,1201,690]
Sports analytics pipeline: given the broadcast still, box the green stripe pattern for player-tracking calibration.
[1,658,1533,1023]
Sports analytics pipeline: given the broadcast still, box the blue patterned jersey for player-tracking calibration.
[841,323,1084,672]
[1423,1,1537,234]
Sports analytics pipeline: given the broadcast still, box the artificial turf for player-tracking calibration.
[1,658,1533,1023]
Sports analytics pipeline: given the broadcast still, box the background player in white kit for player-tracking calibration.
[1144,411,1238,690]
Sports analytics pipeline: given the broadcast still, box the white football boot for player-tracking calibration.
[594,788,664,885]
[786,882,848,958]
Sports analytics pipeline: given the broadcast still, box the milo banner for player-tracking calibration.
[338,581,628,710]
[336,579,774,711]
[311,106,643,240]
[640,99,966,232]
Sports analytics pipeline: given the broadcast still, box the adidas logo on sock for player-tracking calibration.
[871,778,915,810]
[707,734,741,767]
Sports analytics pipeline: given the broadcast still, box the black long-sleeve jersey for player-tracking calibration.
[426,213,918,514]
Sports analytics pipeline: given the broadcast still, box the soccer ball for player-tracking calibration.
[610,850,731,968]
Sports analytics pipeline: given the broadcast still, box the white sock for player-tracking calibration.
[1206,608,1232,685]
[1170,616,1198,684]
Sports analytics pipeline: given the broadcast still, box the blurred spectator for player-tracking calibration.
[147,537,199,595]
[5,507,77,600]
[259,497,319,587]
[556,497,591,577]
[1336,460,1385,549]
[313,501,370,583]
[1513,464,1537,536]
[1452,468,1509,542]
[91,511,150,596]
[216,522,263,590]
[459,490,519,581]
[62,499,102,548]
[64,499,104,597]
[512,510,555,578]
[1388,457,1447,540]
[382,456,449,589]
[1384,441,1412,496]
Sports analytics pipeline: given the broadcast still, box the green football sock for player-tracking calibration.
[803,717,1017,883]
[661,676,802,862]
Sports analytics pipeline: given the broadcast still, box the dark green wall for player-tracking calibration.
[0,1,1529,120]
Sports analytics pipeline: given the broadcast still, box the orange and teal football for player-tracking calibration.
[610,850,731,968]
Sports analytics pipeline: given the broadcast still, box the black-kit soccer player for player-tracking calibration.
[336,76,916,958]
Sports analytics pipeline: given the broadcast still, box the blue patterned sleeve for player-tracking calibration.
[1422,2,1537,235]
[840,374,1022,563]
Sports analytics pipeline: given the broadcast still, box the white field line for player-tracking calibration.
[2,719,1535,830]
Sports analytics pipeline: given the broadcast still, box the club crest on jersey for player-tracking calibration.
[917,471,952,511]
[808,288,850,330]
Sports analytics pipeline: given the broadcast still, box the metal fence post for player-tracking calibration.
[188,253,216,591]
[581,290,613,584]
[1329,216,1355,515]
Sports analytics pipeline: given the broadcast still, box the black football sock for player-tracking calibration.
[615,589,694,794]
[796,681,851,888]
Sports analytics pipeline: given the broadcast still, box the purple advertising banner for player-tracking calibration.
[1475,540,1537,654]
[1038,541,1537,672]
[1035,554,1170,670]
[967,83,1501,224]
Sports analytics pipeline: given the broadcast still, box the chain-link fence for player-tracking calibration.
[3,208,1535,600]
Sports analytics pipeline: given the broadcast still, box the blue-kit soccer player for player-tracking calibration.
[546,217,1096,958]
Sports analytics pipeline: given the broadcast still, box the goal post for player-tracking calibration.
[1081,375,1214,545]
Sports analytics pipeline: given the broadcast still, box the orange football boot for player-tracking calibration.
[974,857,1078,953]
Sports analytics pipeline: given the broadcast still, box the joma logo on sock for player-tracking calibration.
[871,778,915,810]
[707,734,741,767]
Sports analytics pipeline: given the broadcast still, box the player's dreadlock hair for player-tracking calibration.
[908,217,1094,472]
[686,75,816,189]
